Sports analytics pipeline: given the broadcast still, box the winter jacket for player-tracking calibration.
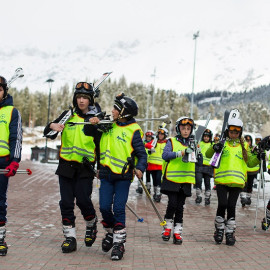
[0,94,22,168]
[99,118,147,181]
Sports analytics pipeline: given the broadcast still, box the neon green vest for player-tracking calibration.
[100,122,143,174]
[214,141,248,188]
[60,113,96,163]
[163,137,195,184]
[0,106,13,157]
[148,141,166,165]
[200,141,211,166]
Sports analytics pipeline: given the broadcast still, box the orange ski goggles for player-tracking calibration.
[75,82,93,91]
[179,118,194,126]
[228,126,241,132]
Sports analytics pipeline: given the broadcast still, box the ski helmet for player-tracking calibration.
[175,116,194,136]
[244,134,253,145]
[203,129,213,141]
[0,76,8,98]
[227,118,243,136]
[255,134,262,145]
[158,127,169,138]
[145,130,155,138]
[114,93,138,118]
[73,82,95,107]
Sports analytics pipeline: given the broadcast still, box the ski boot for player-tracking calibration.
[111,223,126,261]
[162,219,173,241]
[84,215,98,247]
[246,194,251,206]
[146,182,151,194]
[240,192,247,207]
[262,209,270,231]
[173,223,183,245]
[0,226,7,256]
[225,218,236,246]
[195,188,202,204]
[101,221,113,252]
[154,186,161,202]
[214,216,225,244]
[205,190,211,206]
[136,187,143,194]
[61,224,77,253]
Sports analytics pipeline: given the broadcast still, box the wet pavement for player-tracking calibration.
[1,160,270,269]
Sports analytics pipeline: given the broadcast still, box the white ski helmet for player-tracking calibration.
[145,130,155,138]
[175,116,194,136]
[227,118,243,136]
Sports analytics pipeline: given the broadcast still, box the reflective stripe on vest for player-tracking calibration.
[148,142,166,165]
[60,113,96,163]
[0,106,13,157]
[214,141,247,188]
[100,122,143,174]
[163,137,195,184]
[200,141,211,166]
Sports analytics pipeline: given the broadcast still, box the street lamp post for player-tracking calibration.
[190,31,199,119]
[151,67,157,130]
[44,78,54,162]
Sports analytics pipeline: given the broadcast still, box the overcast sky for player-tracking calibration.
[2,0,270,94]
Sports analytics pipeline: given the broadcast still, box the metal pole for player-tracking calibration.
[151,67,156,130]
[145,86,150,133]
[190,31,199,119]
[45,79,54,162]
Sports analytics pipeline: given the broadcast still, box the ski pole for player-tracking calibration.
[0,169,32,175]
[126,203,144,222]
[254,162,262,231]
[124,157,166,226]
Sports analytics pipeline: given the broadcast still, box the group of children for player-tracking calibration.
[1,75,270,261]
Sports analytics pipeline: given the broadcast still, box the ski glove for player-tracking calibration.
[260,136,270,151]
[4,161,19,177]
[213,143,223,153]
[176,151,183,158]
[257,151,266,161]
[185,148,193,154]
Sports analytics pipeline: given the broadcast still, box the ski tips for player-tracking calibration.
[26,169,32,175]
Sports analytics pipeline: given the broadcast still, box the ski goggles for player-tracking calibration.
[158,129,166,134]
[75,82,92,91]
[179,118,194,126]
[145,132,153,136]
[255,138,262,143]
[228,126,241,132]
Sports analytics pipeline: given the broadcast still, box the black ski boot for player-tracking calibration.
[195,188,202,204]
[61,237,77,253]
[240,192,247,207]
[0,226,7,256]
[84,216,98,247]
[162,219,173,241]
[101,221,113,252]
[246,194,251,206]
[111,224,126,261]
[214,216,225,244]
[61,224,77,253]
[205,190,211,206]
[225,218,236,246]
[173,223,183,245]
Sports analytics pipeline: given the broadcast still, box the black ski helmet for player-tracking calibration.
[73,82,95,107]
[114,93,138,118]
[175,116,194,136]
[203,129,213,142]
[0,76,8,98]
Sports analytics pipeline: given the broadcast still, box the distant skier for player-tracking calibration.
[195,129,214,205]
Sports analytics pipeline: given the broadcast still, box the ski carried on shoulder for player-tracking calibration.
[68,114,169,126]
[45,72,112,137]
[182,113,211,163]
[210,109,240,168]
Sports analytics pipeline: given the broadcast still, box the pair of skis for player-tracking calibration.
[7,68,24,87]
[210,109,240,168]
[46,72,112,137]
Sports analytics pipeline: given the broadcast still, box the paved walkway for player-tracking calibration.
[1,161,270,270]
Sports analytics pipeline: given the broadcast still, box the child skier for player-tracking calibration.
[98,93,147,260]
[206,118,260,246]
[195,129,214,205]
[161,116,200,244]
[144,127,168,202]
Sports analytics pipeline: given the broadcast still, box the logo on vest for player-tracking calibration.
[0,114,7,124]
[117,136,127,143]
